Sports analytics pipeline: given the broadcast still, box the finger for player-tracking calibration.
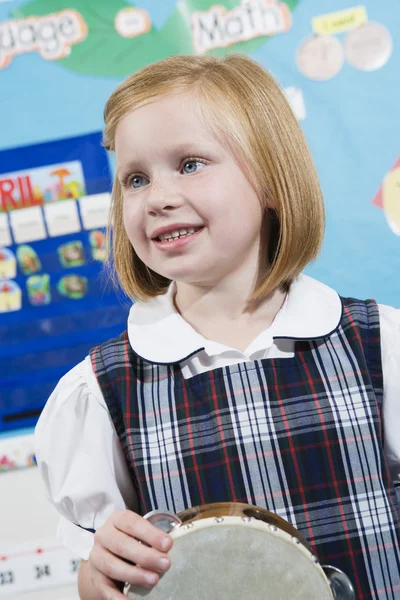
[114,510,173,552]
[95,571,127,600]
[102,529,171,574]
[91,547,160,589]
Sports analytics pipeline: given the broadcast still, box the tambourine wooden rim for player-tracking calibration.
[125,502,355,600]
[178,501,313,549]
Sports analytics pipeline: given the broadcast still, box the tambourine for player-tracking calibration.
[124,502,355,599]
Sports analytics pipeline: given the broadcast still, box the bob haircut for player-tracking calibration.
[103,53,325,303]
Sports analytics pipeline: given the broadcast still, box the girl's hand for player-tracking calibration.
[86,509,173,599]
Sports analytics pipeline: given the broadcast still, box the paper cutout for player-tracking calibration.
[0,248,16,278]
[26,274,51,306]
[0,161,85,213]
[344,22,392,71]
[43,199,81,237]
[115,7,151,38]
[0,279,21,313]
[372,157,400,236]
[192,0,292,55]
[0,214,11,246]
[312,6,367,35]
[57,274,88,299]
[58,241,85,268]
[9,206,47,244]
[79,192,111,230]
[297,35,344,81]
[89,230,107,262]
[0,10,87,70]
[16,245,41,275]
[285,87,306,120]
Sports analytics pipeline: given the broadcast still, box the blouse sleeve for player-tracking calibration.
[379,304,400,485]
[34,356,138,560]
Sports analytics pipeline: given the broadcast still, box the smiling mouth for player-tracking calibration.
[154,226,203,242]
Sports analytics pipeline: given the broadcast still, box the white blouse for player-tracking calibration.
[35,275,400,559]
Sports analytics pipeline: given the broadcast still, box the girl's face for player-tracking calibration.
[115,92,267,288]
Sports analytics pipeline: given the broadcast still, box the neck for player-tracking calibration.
[174,269,285,327]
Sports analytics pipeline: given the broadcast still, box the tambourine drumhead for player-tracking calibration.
[125,503,334,600]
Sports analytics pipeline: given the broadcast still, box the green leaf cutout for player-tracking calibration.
[14,0,299,77]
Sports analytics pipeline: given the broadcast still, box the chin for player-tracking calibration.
[153,260,205,283]
[161,271,198,283]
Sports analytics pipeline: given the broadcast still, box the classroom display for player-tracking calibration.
[0,0,399,436]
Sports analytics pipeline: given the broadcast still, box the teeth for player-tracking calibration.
[158,227,200,241]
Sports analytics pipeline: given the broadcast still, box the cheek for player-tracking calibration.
[122,199,144,244]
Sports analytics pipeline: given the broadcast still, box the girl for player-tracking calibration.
[35,54,400,600]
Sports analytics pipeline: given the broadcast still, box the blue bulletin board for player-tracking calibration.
[0,133,130,433]
[0,0,399,436]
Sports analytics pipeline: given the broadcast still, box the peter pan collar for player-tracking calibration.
[126,274,343,364]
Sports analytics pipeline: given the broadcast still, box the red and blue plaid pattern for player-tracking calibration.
[91,298,400,599]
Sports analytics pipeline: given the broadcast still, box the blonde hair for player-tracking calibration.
[103,54,325,303]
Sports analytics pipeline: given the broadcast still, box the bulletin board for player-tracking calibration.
[0,0,399,442]
[0,133,129,438]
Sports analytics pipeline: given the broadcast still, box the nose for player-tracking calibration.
[145,178,183,216]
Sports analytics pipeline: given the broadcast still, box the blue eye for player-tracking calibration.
[182,160,205,174]
[130,174,149,189]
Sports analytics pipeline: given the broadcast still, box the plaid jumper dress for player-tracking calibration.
[90,297,400,599]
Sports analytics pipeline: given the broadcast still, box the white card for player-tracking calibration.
[79,192,112,230]
[9,207,47,243]
[44,200,81,237]
[0,213,12,246]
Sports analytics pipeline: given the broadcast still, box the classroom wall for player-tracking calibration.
[1,464,78,599]
[1,1,399,598]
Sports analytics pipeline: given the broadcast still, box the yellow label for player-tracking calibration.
[312,6,367,35]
